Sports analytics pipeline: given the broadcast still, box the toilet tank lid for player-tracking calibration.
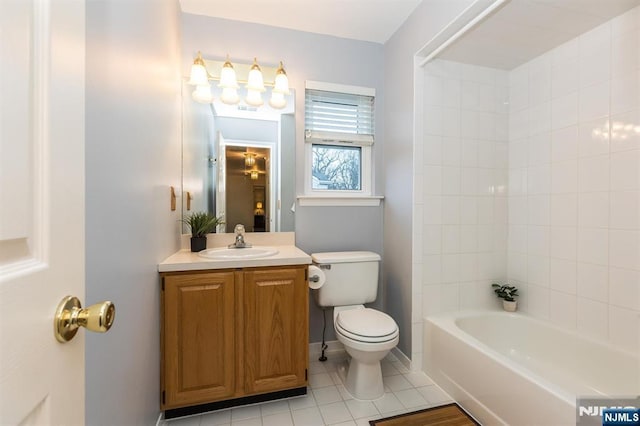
[311,251,381,264]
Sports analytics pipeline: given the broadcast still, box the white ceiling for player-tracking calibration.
[178,0,423,44]
[438,0,640,69]
[180,0,640,67]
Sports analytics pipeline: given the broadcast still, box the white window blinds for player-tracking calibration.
[305,86,375,145]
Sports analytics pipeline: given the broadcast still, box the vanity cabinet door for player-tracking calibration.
[162,271,236,409]
[242,266,308,394]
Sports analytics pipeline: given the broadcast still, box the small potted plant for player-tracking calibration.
[492,283,519,312]
[181,212,224,252]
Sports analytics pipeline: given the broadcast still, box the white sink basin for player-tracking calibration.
[198,246,279,260]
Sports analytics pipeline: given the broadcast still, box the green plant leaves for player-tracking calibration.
[181,212,225,237]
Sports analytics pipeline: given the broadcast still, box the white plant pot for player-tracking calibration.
[503,300,517,312]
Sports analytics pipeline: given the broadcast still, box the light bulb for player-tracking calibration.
[220,87,239,105]
[192,84,212,103]
[246,58,265,92]
[188,64,208,86]
[273,61,290,95]
[245,89,264,107]
[188,52,209,86]
[269,91,287,109]
[219,56,238,89]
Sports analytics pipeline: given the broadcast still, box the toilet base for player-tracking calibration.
[343,358,385,400]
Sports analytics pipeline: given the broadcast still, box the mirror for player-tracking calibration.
[181,82,295,234]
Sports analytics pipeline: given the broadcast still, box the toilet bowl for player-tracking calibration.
[334,306,399,400]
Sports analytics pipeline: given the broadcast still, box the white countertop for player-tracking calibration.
[158,245,312,272]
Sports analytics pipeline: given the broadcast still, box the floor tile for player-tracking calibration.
[309,373,334,389]
[331,421,357,426]
[260,399,290,416]
[393,388,428,409]
[291,406,325,426]
[417,385,453,404]
[318,401,353,425]
[390,361,410,374]
[344,399,379,419]
[288,394,317,411]
[377,408,410,418]
[383,374,413,392]
[309,361,328,374]
[404,371,434,387]
[380,362,401,377]
[335,384,354,401]
[231,405,261,422]
[200,409,232,425]
[262,411,293,426]
[230,417,261,426]
[328,370,342,385]
[312,385,343,405]
[372,392,404,414]
[355,416,381,426]
[166,415,201,425]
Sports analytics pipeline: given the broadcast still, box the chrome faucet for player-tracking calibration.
[228,224,252,248]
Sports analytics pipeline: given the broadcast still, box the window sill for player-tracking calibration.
[297,195,384,207]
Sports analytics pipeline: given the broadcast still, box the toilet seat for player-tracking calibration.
[335,308,398,343]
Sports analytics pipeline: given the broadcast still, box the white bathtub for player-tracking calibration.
[423,310,639,425]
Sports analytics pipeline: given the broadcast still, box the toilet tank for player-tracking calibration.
[311,251,381,307]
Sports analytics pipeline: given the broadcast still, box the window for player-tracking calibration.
[303,81,379,205]
[312,144,361,191]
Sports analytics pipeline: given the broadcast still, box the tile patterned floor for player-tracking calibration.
[163,352,453,426]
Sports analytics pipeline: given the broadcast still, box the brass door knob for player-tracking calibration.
[54,296,115,343]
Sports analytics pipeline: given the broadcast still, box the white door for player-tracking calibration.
[0,0,86,424]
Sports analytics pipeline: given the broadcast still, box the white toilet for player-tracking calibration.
[311,251,399,400]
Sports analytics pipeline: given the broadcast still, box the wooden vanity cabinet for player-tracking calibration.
[160,265,308,412]
[243,267,308,395]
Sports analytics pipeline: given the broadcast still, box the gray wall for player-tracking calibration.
[382,0,476,356]
[182,14,385,344]
[85,0,182,424]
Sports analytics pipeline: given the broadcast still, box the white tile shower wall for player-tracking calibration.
[507,7,640,352]
[413,59,509,365]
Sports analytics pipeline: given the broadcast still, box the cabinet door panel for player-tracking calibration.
[243,266,308,394]
[163,272,236,408]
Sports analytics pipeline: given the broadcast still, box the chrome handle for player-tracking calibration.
[54,296,115,343]
[309,275,320,283]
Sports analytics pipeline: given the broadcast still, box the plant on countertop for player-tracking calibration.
[491,283,518,302]
[181,211,224,237]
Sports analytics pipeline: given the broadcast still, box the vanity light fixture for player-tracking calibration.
[256,202,263,209]
[187,53,290,109]
[250,170,259,180]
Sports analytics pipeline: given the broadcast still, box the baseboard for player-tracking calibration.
[164,387,307,420]
[391,347,412,370]
[309,340,346,360]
